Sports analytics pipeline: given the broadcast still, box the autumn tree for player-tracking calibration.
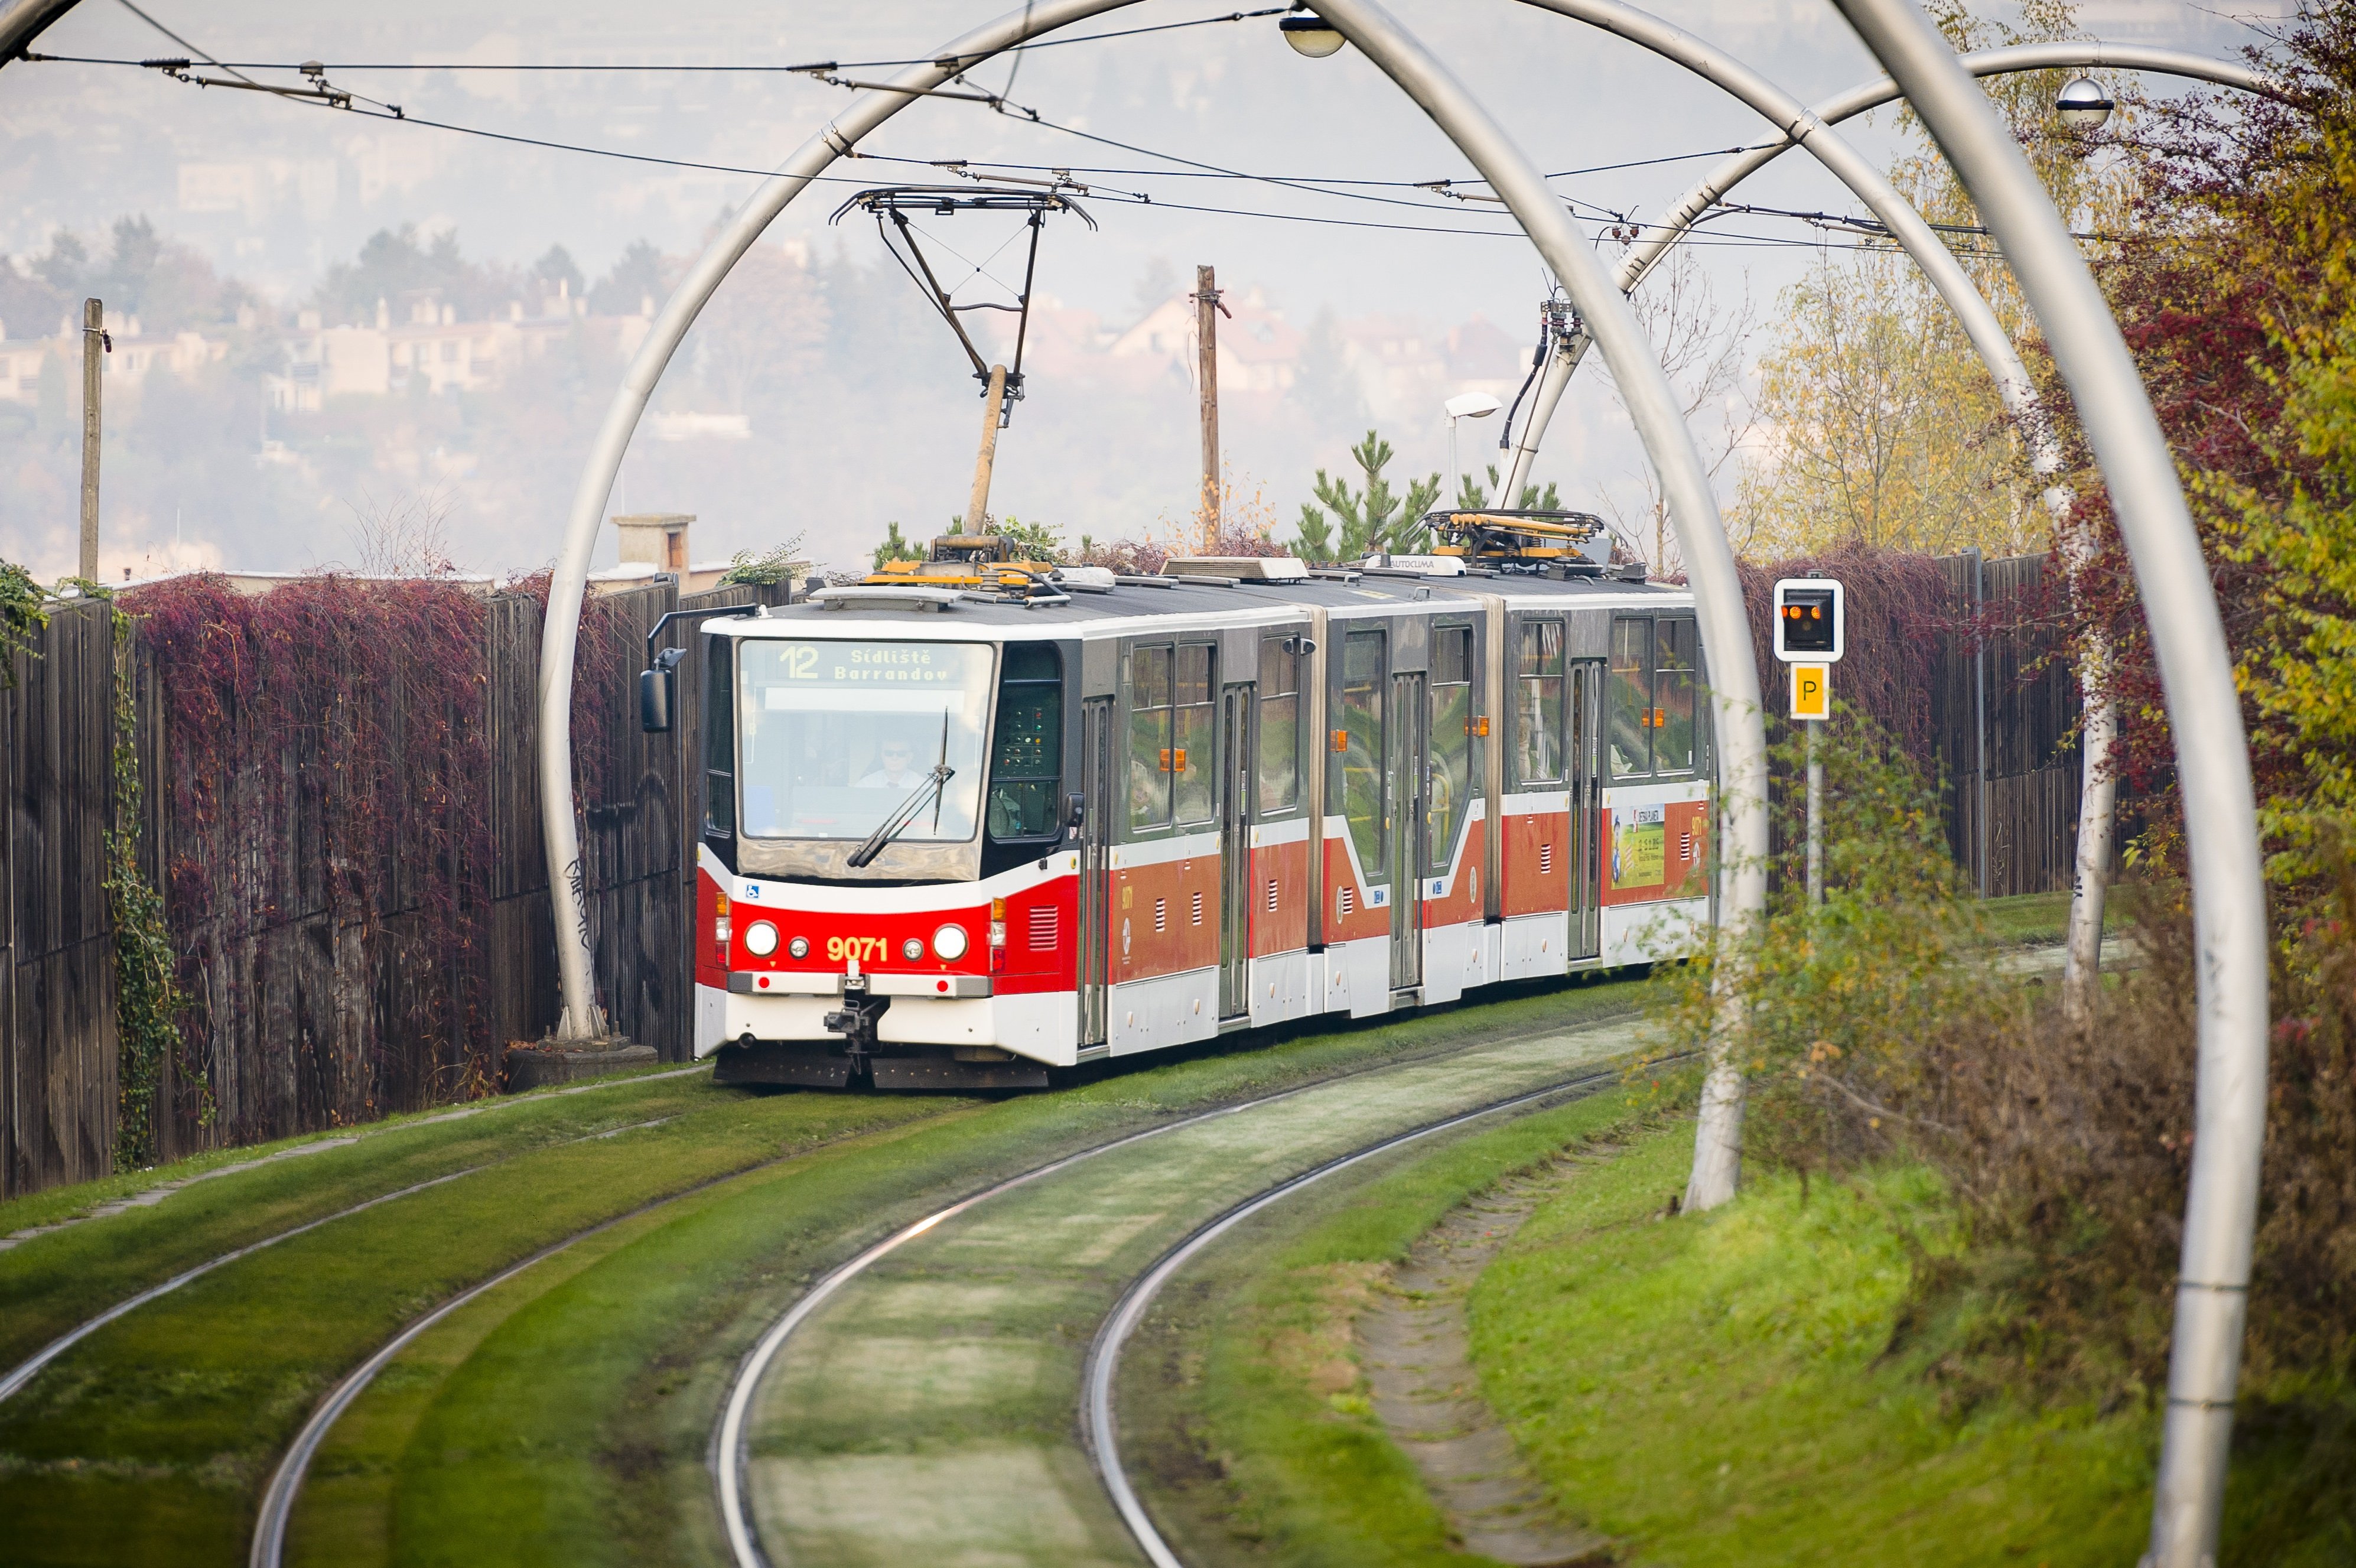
[1736,0,2133,558]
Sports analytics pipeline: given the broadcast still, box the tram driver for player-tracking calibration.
[858,735,924,791]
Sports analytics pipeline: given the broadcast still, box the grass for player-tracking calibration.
[1124,1082,2348,1568]
[1117,1079,1663,1567]
[0,1086,958,1567]
[0,974,1645,1567]
[1975,885,2137,948]
[314,978,1646,1568]
[1472,1121,2351,1566]
[0,1069,751,1375]
[0,1059,702,1240]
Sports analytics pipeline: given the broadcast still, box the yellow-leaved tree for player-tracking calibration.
[1736,0,2137,557]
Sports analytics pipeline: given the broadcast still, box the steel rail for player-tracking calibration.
[0,1166,482,1406]
[1082,1060,1636,1568]
[531,6,1772,1198]
[245,1110,838,1568]
[708,1021,1653,1568]
[1824,10,2270,1568]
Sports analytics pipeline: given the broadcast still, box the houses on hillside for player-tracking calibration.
[0,315,229,405]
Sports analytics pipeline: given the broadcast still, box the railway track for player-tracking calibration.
[711,1012,1646,1568]
[1080,1065,1639,1568]
[0,983,1640,1568]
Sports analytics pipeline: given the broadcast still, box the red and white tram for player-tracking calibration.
[676,517,1714,1089]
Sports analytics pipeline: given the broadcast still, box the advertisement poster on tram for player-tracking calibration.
[1609,803,1665,894]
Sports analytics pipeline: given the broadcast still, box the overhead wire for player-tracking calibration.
[53,4,2000,258]
[28,5,1297,74]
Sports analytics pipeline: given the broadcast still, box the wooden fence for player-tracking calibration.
[1,600,122,1198]
[1932,552,2085,900]
[2,555,2082,1198]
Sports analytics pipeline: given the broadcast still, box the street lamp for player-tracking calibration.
[2056,75,2113,129]
[1443,391,1502,516]
[1280,11,1347,57]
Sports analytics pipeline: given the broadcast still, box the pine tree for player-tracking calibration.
[1453,463,1561,512]
[1294,430,1441,562]
[871,522,922,571]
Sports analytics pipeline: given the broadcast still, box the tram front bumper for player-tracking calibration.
[695,984,1078,1066]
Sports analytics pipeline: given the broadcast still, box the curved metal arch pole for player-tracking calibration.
[1828,6,2269,1568]
[1297,0,1766,1212]
[1499,40,2279,1026]
[1505,43,2282,503]
[1501,0,2040,469]
[1485,0,2075,1213]
[536,0,1775,1206]
[536,0,1134,1036]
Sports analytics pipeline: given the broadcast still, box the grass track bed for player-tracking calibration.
[295,985,1639,1567]
[1115,1082,1656,1566]
[0,1084,957,1567]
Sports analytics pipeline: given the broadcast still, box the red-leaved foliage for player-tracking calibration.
[2067,24,2348,862]
[125,574,496,1135]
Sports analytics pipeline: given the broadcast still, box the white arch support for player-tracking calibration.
[1502,41,2285,502]
[535,0,1771,1221]
[1827,5,2270,1567]
[1494,35,2277,1028]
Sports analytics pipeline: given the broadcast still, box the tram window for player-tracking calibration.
[1257,636,1300,814]
[1336,631,1386,879]
[705,636,734,836]
[987,644,1062,840]
[1174,644,1216,825]
[1430,626,1474,868]
[1654,619,1698,774]
[1609,617,1652,776]
[1128,644,1173,830]
[1515,620,1565,786]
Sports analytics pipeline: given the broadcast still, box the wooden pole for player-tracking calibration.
[964,364,1009,534]
[79,298,103,581]
[1195,265,1221,552]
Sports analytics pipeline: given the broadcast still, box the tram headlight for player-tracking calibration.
[902,936,925,961]
[743,920,779,957]
[932,923,970,961]
[787,935,810,959]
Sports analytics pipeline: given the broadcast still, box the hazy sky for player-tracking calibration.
[0,0,2290,573]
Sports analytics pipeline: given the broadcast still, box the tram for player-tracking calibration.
[662,514,1714,1089]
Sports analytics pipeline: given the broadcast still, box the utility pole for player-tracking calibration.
[79,298,107,581]
[964,363,1009,535]
[1193,265,1226,552]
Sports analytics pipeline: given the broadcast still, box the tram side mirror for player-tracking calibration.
[640,647,686,733]
[1065,792,1086,831]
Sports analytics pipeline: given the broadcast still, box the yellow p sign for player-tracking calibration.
[1790,663,1830,721]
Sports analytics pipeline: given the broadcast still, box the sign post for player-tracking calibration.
[1773,579,1846,909]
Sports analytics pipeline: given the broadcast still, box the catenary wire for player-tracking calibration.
[50,11,2002,256]
[38,6,1299,74]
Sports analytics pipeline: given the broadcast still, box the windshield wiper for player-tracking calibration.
[845,764,954,868]
[847,711,954,869]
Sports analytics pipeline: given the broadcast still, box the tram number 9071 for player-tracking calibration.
[826,935,891,964]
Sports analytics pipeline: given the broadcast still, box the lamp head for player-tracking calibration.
[1444,391,1503,421]
[2057,76,2113,130]
[1280,12,1346,57]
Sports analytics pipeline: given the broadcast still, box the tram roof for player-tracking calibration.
[714,568,1694,641]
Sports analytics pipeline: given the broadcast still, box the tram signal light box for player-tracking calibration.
[1772,578,1845,663]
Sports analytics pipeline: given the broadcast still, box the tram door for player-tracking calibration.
[1079,696,1114,1047]
[1217,684,1255,1020]
[1388,671,1427,990]
[1569,662,1603,961]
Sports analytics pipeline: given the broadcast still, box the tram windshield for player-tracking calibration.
[736,639,992,842]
